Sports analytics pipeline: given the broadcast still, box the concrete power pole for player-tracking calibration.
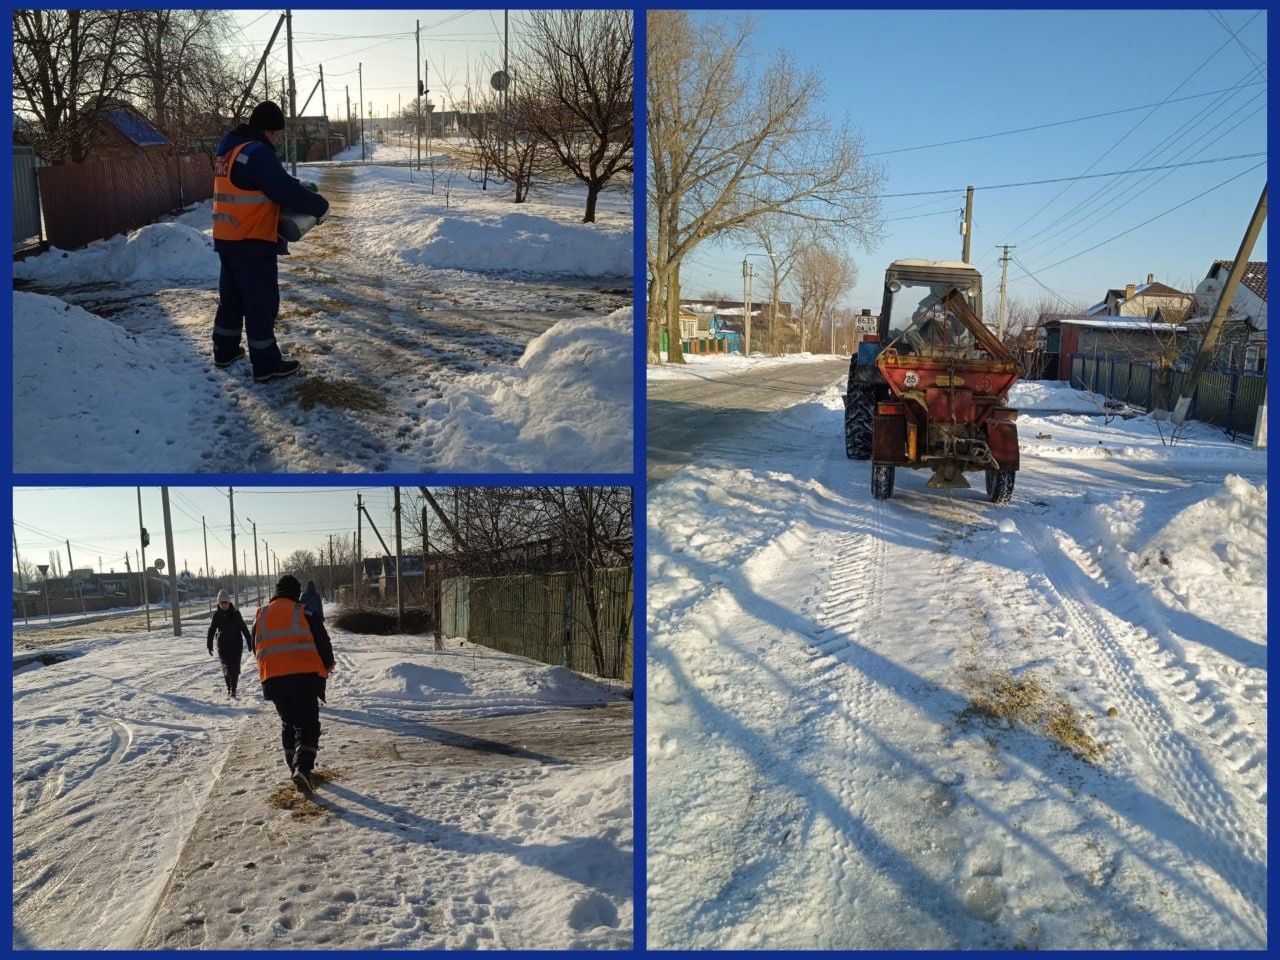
[161,488,181,636]
[394,487,404,633]
[229,487,239,607]
[742,259,753,358]
[136,488,151,632]
[997,244,1016,340]
[1172,183,1267,427]
[961,185,975,263]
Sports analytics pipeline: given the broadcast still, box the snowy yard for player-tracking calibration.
[12,140,634,474]
[646,356,1266,949]
[12,615,633,949]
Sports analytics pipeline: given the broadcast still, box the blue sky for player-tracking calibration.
[226,10,524,123]
[12,487,408,581]
[676,8,1267,314]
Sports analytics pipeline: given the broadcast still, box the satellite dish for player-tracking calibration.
[490,70,509,92]
[154,558,165,571]
[1194,277,1222,313]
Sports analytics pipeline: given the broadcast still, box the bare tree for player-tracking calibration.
[647,10,884,363]
[519,10,633,223]
[12,10,132,164]
[463,77,556,203]
[793,242,857,354]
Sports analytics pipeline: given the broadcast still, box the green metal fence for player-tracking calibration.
[441,567,633,682]
[1070,356,1264,440]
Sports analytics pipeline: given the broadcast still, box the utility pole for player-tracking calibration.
[346,85,351,151]
[356,492,363,593]
[997,244,1016,340]
[161,488,181,636]
[394,487,404,632]
[503,10,509,170]
[229,487,239,607]
[1173,183,1267,427]
[961,185,975,263]
[13,521,30,625]
[285,9,296,176]
[742,259,753,358]
[329,534,335,602]
[250,519,261,605]
[416,19,422,171]
[202,517,211,611]
[358,63,365,161]
[319,64,330,160]
[136,488,151,631]
[66,540,84,613]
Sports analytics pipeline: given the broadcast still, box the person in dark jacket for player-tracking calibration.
[211,100,330,383]
[300,578,324,625]
[207,589,254,698]
[253,574,335,795]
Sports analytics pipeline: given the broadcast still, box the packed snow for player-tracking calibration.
[12,139,634,474]
[646,354,1266,949]
[12,608,633,949]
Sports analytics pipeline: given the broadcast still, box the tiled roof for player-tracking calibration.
[1212,260,1267,303]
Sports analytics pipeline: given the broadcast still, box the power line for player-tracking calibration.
[865,80,1266,158]
[868,152,1264,198]
[1010,162,1265,279]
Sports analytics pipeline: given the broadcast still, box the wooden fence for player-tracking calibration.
[35,153,214,250]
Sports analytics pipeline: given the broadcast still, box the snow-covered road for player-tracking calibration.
[646,359,1266,949]
[13,626,633,949]
[13,140,634,474]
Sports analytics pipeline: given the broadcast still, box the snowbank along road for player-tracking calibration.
[646,372,1266,949]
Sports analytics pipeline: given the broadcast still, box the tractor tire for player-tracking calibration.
[844,388,875,460]
[986,467,1015,504]
[872,463,895,500]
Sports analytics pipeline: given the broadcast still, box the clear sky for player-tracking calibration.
[225,9,527,124]
[12,487,414,581]
[677,8,1267,315]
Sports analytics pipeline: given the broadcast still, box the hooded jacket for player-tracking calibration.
[207,604,254,662]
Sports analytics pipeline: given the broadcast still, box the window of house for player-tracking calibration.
[1245,344,1260,372]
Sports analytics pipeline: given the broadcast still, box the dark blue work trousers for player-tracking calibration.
[213,249,284,376]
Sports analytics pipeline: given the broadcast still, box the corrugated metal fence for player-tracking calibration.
[1070,355,1265,439]
[34,153,214,250]
[441,567,633,682]
[13,146,45,251]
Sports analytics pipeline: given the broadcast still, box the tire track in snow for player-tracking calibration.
[1025,522,1266,932]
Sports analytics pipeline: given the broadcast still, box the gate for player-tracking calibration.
[13,146,45,252]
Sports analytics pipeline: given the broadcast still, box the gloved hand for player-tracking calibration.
[302,180,319,192]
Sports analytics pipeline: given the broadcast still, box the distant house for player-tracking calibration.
[85,104,171,162]
[1038,274,1194,381]
[1183,260,1267,373]
[1083,273,1194,320]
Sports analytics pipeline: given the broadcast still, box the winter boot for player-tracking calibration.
[254,359,302,384]
[291,768,314,796]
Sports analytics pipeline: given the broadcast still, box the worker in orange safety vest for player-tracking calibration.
[211,100,329,383]
[254,574,335,795]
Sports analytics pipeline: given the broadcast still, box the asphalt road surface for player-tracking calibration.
[646,358,848,484]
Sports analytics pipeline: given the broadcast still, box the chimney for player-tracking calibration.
[1125,283,1136,299]
[1146,273,1154,285]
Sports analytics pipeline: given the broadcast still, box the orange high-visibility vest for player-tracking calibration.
[254,598,328,681]
[212,141,280,243]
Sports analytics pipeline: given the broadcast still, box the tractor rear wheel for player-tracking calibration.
[844,388,875,460]
[872,464,895,500]
[986,467,1015,504]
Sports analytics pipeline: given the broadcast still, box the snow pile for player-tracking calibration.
[12,291,206,471]
[413,307,634,472]
[1128,474,1267,644]
[14,222,217,284]
[342,161,631,278]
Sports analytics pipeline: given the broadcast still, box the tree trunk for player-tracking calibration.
[582,182,599,223]
[666,269,686,364]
